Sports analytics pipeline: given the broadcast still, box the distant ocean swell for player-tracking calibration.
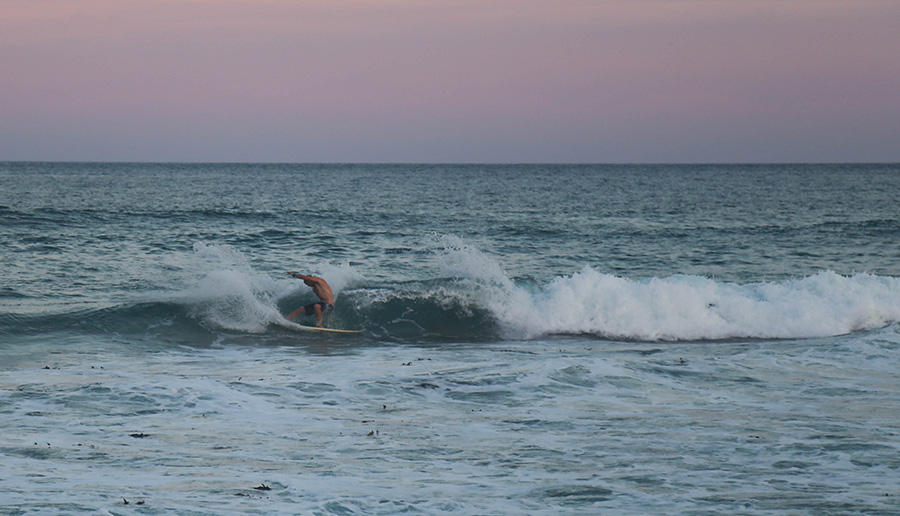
[3,241,899,343]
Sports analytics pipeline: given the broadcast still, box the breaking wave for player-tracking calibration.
[3,241,899,343]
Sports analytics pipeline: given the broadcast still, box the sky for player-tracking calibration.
[1,0,898,163]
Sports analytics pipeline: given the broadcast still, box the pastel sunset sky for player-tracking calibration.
[2,0,898,163]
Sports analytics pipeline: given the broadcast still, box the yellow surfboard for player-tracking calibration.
[294,325,363,334]
[282,320,363,334]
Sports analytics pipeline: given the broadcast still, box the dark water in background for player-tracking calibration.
[5,163,899,285]
[1,162,899,514]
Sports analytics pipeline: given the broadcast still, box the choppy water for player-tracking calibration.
[1,162,899,515]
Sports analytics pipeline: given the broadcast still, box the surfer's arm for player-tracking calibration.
[289,272,324,284]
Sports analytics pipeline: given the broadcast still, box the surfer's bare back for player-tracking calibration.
[286,273,335,327]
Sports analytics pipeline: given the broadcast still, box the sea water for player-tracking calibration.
[1,163,899,515]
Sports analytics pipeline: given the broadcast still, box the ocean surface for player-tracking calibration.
[2,162,899,515]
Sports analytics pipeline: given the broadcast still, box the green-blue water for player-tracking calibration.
[2,163,899,514]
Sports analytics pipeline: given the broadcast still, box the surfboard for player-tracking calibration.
[281,319,363,334]
[293,325,363,334]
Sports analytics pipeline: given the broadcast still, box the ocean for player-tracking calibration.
[1,162,899,515]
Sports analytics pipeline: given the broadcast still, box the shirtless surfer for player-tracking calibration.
[286,273,335,328]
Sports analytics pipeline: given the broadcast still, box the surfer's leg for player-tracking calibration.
[286,305,308,320]
[313,303,324,327]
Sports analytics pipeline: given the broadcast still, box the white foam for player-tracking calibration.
[433,234,515,290]
[524,268,900,340]
[431,239,900,341]
[313,260,366,295]
[186,269,281,332]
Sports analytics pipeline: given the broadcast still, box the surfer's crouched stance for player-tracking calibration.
[286,273,335,328]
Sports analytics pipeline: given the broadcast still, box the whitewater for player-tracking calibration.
[2,162,899,515]
[155,240,900,342]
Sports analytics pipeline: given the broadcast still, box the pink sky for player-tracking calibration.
[2,0,898,162]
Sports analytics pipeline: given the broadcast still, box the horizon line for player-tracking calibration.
[3,160,898,166]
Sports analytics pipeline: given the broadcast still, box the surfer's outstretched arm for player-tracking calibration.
[287,273,334,304]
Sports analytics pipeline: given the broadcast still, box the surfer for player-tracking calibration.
[286,273,335,328]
